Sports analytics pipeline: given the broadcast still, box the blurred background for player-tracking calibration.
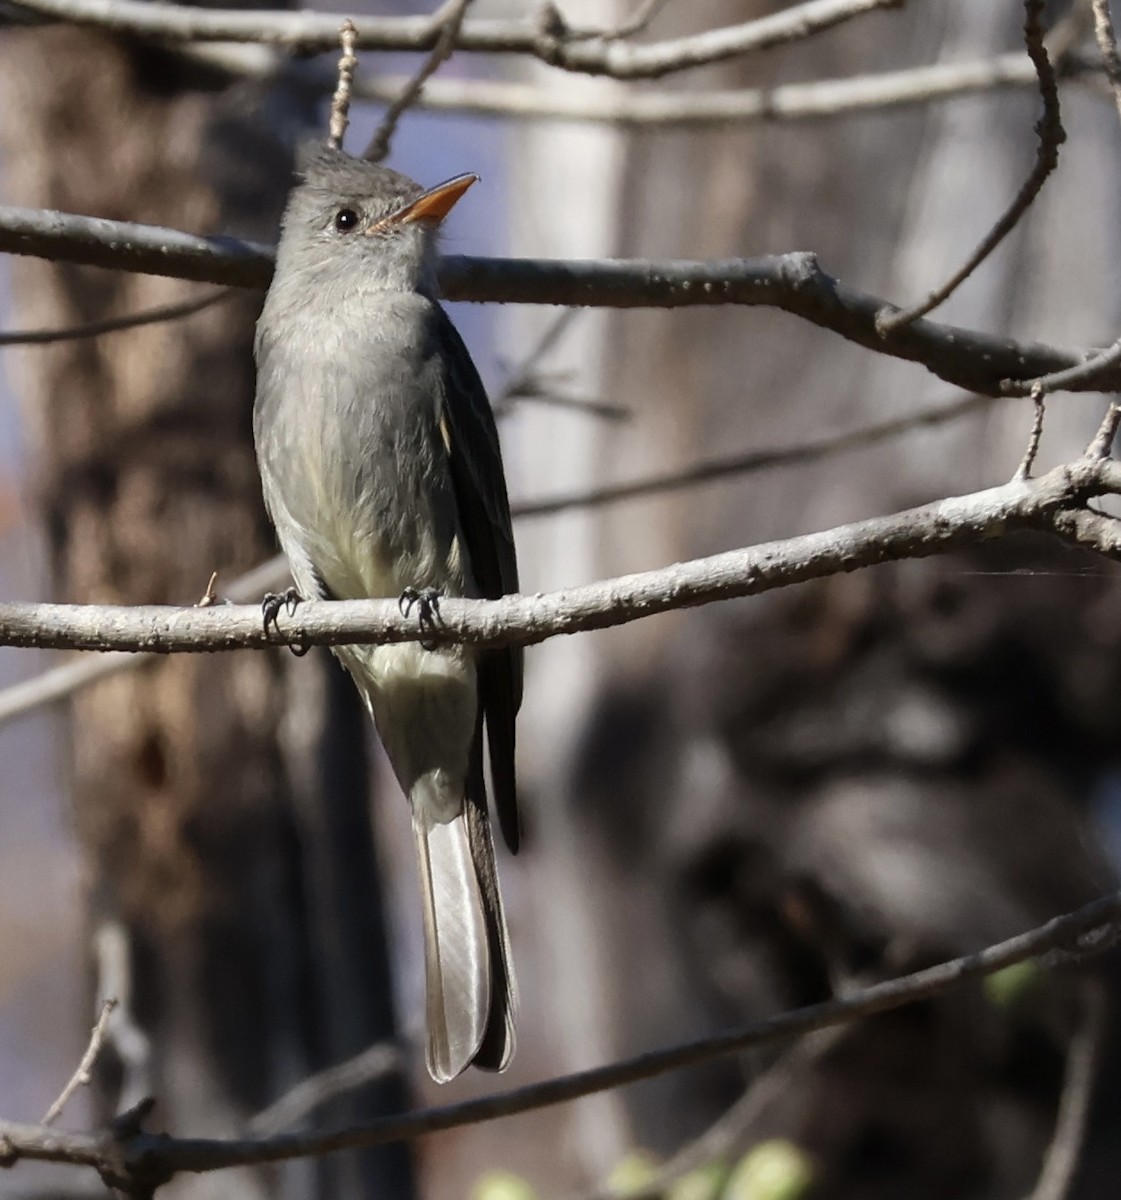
[3,1,1121,1198]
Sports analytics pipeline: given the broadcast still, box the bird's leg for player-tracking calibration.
[399,586,443,650]
[261,586,311,656]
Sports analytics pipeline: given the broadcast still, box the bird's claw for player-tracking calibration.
[399,586,443,648]
[399,586,442,627]
[261,586,310,656]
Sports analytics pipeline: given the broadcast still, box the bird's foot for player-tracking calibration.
[399,586,443,649]
[262,586,311,656]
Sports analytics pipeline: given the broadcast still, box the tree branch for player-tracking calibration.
[0,207,1111,393]
[1,0,902,78]
[173,43,1102,128]
[878,0,1064,333]
[511,392,995,518]
[364,0,473,163]
[40,999,118,1127]
[0,394,988,725]
[1,455,1120,656]
[0,888,1117,1190]
[0,287,230,346]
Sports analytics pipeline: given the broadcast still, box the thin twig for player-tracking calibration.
[365,0,473,163]
[1000,336,1121,398]
[503,386,631,422]
[41,999,118,1127]
[1,888,1119,1188]
[1026,979,1106,1200]
[327,20,358,151]
[1,0,903,78]
[93,922,153,1113]
[512,393,994,518]
[877,0,1065,334]
[491,307,580,417]
[5,453,1121,655]
[0,288,230,347]
[1086,400,1121,460]
[0,209,1110,395]
[565,0,672,42]
[1015,382,1047,480]
[247,1043,403,1136]
[583,1027,848,1200]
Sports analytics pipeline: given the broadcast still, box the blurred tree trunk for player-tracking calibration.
[0,27,413,1200]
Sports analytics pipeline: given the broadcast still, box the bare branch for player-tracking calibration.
[877,0,1064,333]
[491,307,580,417]
[2,454,1121,656]
[0,288,229,346]
[591,0,671,42]
[1,0,903,78]
[0,556,288,729]
[0,206,1111,394]
[41,999,118,1127]
[512,392,995,518]
[1001,335,1121,398]
[175,43,1101,128]
[0,395,992,724]
[1087,401,1121,460]
[0,888,1118,1188]
[247,1043,404,1137]
[586,1027,848,1200]
[1014,383,1047,481]
[365,0,472,163]
[0,204,272,286]
[1028,980,1107,1200]
[93,922,154,1113]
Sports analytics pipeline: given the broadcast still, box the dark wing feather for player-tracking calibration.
[434,305,522,854]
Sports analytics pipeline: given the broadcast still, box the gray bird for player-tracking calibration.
[253,145,520,1083]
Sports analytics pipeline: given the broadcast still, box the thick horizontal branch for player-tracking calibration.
[0,205,1107,393]
[0,888,1117,1191]
[3,0,900,77]
[2,456,1120,656]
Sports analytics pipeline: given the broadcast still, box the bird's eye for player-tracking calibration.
[334,208,360,233]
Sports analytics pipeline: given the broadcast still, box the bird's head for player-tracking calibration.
[275,144,476,297]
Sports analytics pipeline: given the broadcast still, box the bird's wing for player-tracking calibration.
[434,304,523,854]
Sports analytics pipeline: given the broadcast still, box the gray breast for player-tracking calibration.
[254,291,463,601]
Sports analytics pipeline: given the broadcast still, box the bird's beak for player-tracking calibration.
[393,173,479,227]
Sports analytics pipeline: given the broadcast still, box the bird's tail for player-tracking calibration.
[413,790,516,1083]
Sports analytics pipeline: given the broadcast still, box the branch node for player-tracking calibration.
[110,1097,157,1142]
